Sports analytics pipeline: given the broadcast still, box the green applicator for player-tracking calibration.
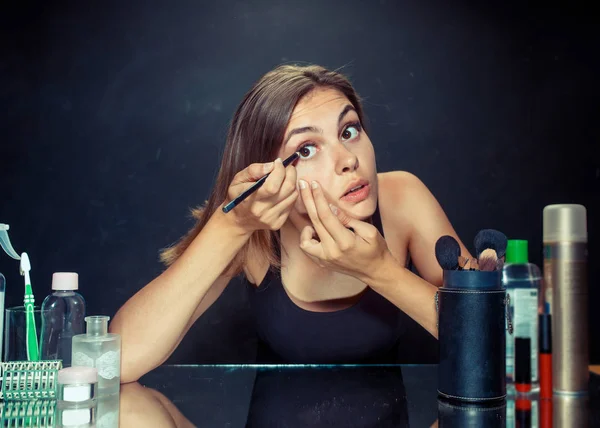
[19,252,39,361]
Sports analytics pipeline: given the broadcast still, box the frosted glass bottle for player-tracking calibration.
[72,316,121,396]
[96,393,120,428]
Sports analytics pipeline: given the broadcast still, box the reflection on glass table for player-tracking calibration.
[0,393,119,427]
[122,364,599,427]
[2,365,596,426]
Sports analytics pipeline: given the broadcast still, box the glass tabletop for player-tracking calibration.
[121,364,599,427]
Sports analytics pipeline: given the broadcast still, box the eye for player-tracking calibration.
[341,123,361,141]
[297,143,317,160]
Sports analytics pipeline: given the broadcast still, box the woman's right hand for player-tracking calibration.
[224,158,298,233]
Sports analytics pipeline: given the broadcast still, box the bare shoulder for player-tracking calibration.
[377,171,426,199]
[377,170,455,235]
[377,171,429,227]
[377,170,470,285]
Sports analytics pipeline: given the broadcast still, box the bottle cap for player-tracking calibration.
[543,204,587,243]
[506,240,529,264]
[515,337,532,392]
[52,272,79,290]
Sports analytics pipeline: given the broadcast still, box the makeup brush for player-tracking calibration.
[474,229,508,259]
[435,235,461,270]
[458,256,470,270]
[470,258,480,271]
[223,152,300,213]
[478,248,498,271]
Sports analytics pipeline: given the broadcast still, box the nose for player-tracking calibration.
[335,145,359,174]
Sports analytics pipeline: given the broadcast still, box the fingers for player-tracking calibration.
[299,225,324,263]
[299,180,354,247]
[278,160,298,198]
[308,181,354,245]
[300,225,319,246]
[262,170,299,230]
[259,158,286,198]
[331,210,380,244]
[328,203,353,228]
[234,161,275,184]
[226,157,298,232]
[298,180,335,247]
[270,185,299,215]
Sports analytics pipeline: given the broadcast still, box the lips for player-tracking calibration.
[342,179,369,197]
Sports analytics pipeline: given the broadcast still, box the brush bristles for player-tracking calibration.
[435,235,461,270]
[470,259,479,271]
[479,248,498,271]
[474,229,508,258]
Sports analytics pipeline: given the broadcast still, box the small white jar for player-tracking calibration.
[58,366,99,404]
[57,366,99,426]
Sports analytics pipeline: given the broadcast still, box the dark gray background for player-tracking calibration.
[1,0,598,363]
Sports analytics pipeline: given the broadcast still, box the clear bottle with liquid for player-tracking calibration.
[72,316,121,396]
[503,239,543,392]
[40,272,86,366]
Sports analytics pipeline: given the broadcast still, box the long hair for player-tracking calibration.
[160,64,367,277]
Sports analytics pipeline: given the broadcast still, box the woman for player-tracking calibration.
[110,64,471,382]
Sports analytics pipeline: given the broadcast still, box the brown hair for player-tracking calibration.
[160,64,367,277]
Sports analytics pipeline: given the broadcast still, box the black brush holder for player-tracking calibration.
[437,398,507,427]
[437,270,511,403]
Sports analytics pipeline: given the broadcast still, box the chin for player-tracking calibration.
[340,195,378,221]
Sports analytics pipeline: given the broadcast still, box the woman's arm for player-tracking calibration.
[369,171,473,338]
[111,159,298,382]
[380,171,472,286]
[366,254,439,338]
[295,171,469,339]
[120,382,195,427]
[110,207,253,383]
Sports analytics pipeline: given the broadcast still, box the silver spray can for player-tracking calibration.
[543,204,588,394]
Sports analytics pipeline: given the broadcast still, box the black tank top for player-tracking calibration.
[245,204,411,363]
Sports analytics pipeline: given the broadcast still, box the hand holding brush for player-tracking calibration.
[223,152,300,213]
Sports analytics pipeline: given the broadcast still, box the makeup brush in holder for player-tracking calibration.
[435,230,512,403]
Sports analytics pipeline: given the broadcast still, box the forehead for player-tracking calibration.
[288,88,353,125]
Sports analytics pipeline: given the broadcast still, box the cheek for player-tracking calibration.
[296,163,331,188]
[358,143,376,165]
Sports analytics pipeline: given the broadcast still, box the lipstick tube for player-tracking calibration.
[539,312,552,398]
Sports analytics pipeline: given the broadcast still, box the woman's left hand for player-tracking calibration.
[298,179,393,284]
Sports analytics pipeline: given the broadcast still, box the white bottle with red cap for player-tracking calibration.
[40,272,86,366]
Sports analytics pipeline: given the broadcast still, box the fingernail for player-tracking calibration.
[275,157,282,164]
[311,181,318,189]
[298,179,307,190]
[264,162,274,173]
[329,204,338,215]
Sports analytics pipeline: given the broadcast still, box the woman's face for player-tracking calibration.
[278,87,378,221]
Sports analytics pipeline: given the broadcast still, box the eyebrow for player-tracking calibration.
[284,104,357,146]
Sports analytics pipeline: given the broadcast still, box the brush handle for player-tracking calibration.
[222,172,270,213]
[24,284,39,361]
